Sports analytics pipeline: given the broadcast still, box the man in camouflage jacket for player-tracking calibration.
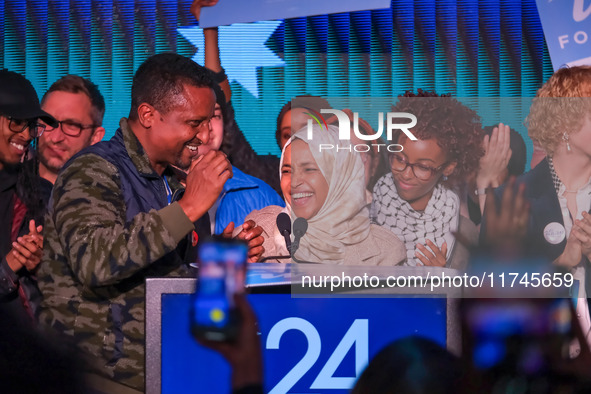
[37,53,263,392]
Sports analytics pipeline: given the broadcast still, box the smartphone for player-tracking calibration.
[191,237,248,342]
[462,298,573,376]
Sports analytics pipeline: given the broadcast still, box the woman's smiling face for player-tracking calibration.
[281,139,329,220]
[391,135,455,211]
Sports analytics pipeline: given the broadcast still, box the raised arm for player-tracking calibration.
[190,0,282,194]
[191,0,231,102]
[475,123,512,214]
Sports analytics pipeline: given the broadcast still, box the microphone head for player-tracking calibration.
[276,212,292,235]
[293,217,308,238]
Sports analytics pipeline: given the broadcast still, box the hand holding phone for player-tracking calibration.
[195,293,263,390]
[191,237,247,342]
[461,298,577,392]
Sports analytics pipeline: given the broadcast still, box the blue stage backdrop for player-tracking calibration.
[0,0,552,158]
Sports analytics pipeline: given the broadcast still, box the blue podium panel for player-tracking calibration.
[161,294,446,394]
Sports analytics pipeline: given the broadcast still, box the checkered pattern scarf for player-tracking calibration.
[548,157,563,196]
[371,173,459,266]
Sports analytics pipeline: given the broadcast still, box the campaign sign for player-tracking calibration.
[161,294,446,393]
[535,0,591,69]
[199,0,391,28]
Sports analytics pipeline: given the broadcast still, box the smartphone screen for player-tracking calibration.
[463,298,572,375]
[191,238,248,342]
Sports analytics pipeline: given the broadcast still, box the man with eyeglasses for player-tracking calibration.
[0,69,58,323]
[38,75,106,185]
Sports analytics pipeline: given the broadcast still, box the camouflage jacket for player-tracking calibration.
[37,119,198,391]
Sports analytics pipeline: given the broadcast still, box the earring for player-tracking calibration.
[563,132,571,152]
[442,175,448,181]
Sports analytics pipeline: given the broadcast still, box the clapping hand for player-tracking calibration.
[6,220,43,273]
[477,123,512,190]
[416,240,447,267]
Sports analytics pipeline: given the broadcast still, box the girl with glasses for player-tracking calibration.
[371,90,484,268]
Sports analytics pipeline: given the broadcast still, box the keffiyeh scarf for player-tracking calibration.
[371,173,459,266]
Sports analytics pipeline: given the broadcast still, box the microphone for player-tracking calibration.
[263,215,311,263]
[291,217,308,257]
[276,213,292,253]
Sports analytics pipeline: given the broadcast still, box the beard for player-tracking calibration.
[174,142,201,171]
[38,132,95,173]
[38,145,64,173]
[174,151,191,171]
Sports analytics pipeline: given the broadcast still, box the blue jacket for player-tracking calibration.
[76,125,210,245]
[214,166,284,234]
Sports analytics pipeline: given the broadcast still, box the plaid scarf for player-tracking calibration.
[548,157,563,196]
[371,173,459,266]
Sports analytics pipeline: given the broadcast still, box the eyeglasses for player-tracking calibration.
[7,117,46,138]
[390,153,448,181]
[42,119,96,137]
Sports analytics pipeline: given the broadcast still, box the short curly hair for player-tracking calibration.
[390,89,484,187]
[527,66,591,156]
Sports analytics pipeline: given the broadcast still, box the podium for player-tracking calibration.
[146,263,459,394]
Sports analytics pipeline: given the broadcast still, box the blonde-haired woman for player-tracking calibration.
[506,65,591,265]
[488,64,591,359]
